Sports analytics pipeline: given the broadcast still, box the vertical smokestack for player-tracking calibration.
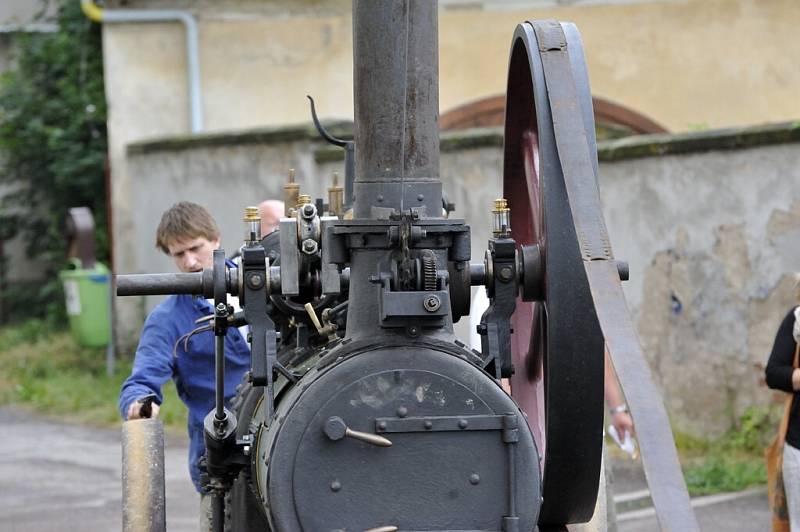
[352,0,441,218]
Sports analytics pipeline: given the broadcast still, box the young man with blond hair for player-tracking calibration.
[118,202,250,527]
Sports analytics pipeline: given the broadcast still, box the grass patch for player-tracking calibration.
[0,319,187,432]
[677,405,780,496]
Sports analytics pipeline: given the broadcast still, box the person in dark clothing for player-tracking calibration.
[765,305,800,529]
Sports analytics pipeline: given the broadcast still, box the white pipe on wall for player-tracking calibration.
[81,0,204,133]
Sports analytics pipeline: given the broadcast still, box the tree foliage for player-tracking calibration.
[0,0,108,319]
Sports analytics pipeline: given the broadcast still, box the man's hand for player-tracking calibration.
[611,410,634,439]
[126,397,160,420]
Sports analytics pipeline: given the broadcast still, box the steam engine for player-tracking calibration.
[117,2,699,531]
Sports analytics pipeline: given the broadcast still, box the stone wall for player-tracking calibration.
[121,121,800,437]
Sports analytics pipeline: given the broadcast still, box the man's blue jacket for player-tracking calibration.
[118,294,251,492]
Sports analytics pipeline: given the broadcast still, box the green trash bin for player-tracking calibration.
[59,258,111,347]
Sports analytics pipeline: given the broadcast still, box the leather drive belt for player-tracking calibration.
[530,20,699,532]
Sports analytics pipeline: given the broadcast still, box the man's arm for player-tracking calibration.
[118,311,177,420]
[604,349,634,437]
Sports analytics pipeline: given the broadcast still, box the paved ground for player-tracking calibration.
[0,408,196,532]
[0,407,772,531]
[611,459,770,531]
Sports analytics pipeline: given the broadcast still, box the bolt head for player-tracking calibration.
[301,239,318,255]
[499,266,513,281]
[247,273,264,289]
[423,295,441,312]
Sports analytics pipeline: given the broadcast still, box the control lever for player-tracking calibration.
[324,416,392,447]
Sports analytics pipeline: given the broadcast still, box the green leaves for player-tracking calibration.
[0,0,108,322]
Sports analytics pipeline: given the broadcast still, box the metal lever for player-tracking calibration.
[303,302,337,340]
[324,416,392,447]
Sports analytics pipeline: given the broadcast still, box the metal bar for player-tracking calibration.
[215,334,224,421]
[586,260,699,532]
[116,272,207,296]
[375,414,505,433]
[212,492,224,532]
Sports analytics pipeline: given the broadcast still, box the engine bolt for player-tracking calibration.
[331,480,342,492]
[397,406,408,418]
[498,266,513,282]
[377,421,387,431]
[302,239,318,255]
[247,273,264,289]
[424,420,433,430]
[458,419,469,429]
[469,473,480,485]
[423,295,441,312]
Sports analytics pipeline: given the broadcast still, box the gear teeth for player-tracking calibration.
[422,253,437,291]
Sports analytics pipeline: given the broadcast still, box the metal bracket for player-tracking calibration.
[479,237,518,379]
[241,244,278,419]
[374,414,506,433]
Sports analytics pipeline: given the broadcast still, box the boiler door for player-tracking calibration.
[263,346,541,532]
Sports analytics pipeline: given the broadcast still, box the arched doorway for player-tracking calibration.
[441,94,668,139]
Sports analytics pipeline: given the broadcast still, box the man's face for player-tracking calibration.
[166,236,220,273]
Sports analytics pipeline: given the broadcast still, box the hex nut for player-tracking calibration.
[498,266,514,282]
[301,239,318,255]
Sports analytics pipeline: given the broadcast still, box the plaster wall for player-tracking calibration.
[100,0,800,134]
[122,124,800,436]
[100,0,800,333]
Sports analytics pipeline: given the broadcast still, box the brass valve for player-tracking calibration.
[328,172,344,217]
[283,168,300,217]
[243,206,261,245]
[492,198,511,238]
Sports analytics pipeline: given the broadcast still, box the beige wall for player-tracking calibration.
[121,124,800,436]
[101,0,800,135]
[100,0,800,354]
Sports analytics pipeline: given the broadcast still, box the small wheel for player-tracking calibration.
[122,418,166,532]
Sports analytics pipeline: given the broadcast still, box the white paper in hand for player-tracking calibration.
[608,424,638,459]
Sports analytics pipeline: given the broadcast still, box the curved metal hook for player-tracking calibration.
[307,95,347,147]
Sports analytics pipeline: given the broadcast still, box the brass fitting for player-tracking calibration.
[243,206,262,245]
[283,168,300,217]
[328,172,344,217]
[297,194,312,207]
[492,198,511,237]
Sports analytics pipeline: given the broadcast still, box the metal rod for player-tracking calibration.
[212,492,224,532]
[215,334,224,421]
[116,272,206,296]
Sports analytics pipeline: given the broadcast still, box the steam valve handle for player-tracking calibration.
[324,416,392,447]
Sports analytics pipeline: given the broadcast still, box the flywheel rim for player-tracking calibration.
[503,21,605,525]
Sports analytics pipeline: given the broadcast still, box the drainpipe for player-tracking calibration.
[81,0,204,133]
